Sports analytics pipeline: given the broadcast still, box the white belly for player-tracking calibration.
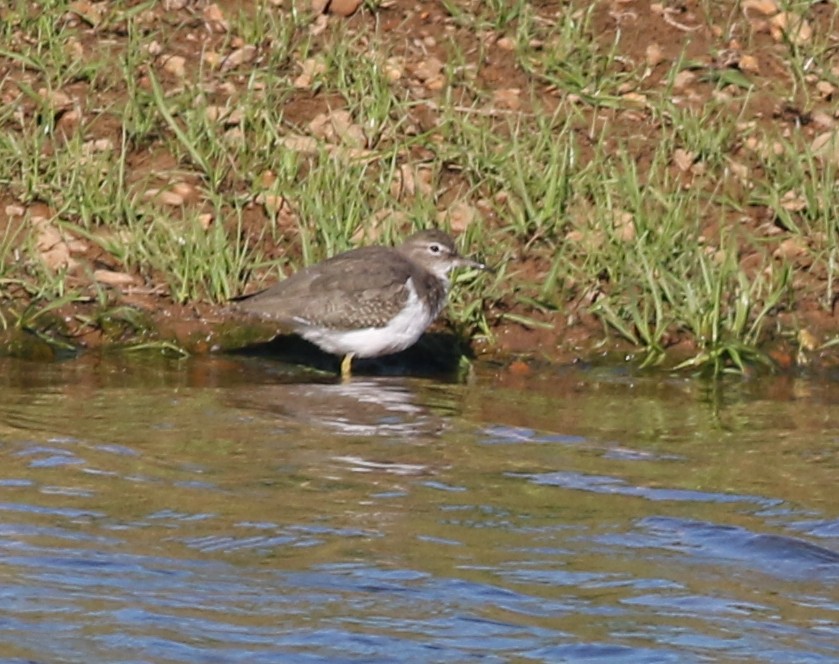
[297,281,439,358]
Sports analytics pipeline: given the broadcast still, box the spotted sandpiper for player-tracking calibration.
[236,229,487,377]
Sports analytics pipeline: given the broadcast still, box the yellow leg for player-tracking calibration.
[340,352,355,379]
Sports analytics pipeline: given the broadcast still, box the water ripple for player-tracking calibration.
[515,470,777,505]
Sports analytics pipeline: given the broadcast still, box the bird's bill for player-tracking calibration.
[456,256,493,273]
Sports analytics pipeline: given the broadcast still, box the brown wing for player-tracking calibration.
[236,246,416,329]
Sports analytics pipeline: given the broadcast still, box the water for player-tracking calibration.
[0,354,837,663]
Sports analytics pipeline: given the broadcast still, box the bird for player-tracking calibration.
[235,229,487,377]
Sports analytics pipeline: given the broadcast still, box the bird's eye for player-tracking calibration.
[429,243,441,254]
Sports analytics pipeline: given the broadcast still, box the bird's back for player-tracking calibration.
[237,245,446,330]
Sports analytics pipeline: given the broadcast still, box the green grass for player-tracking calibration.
[0,0,835,372]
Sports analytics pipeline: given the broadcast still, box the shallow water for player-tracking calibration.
[0,354,837,663]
